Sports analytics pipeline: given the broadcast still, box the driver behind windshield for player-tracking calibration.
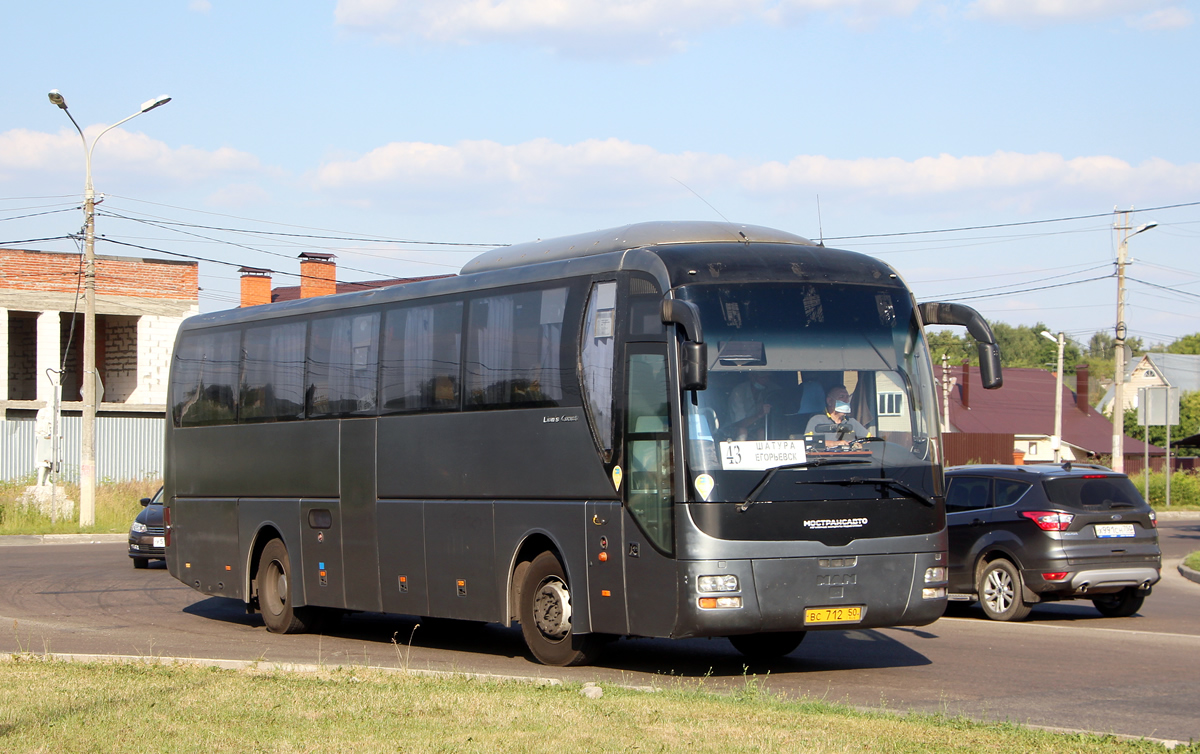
[805,385,870,447]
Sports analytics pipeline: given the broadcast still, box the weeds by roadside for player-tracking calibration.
[0,477,161,535]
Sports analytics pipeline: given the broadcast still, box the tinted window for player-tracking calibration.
[1044,476,1146,510]
[995,480,1032,508]
[380,301,463,413]
[172,329,240,427]
[581,281,617,454]
[308,312,380,417]
[465,287,570,409]
[240,321,307,422]
[946,476,990,512]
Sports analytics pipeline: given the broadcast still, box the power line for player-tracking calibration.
[935,275,1112,303]
[825,200,1200,241]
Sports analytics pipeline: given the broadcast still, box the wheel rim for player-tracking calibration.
[533,577,572,641]
[264,560,287,617]
[983,567,1015,614]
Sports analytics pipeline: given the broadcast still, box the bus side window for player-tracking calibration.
[308,312,380,417]
[172,329,241,427]
[240,322,307,423]
[580,281,617,456]
[380,301,464,413]
[465,287,570,409]
[627,350,673,554]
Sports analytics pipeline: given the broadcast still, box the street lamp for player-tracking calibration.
[1111,218,1157,473]
[47,89,171,528]
[1041,330,1065,463]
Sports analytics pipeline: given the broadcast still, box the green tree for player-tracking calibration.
[1167,333,1200,355]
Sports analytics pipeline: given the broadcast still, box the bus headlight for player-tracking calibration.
[922,587,946,600]
[697,575,740,593]
[924,567,946,584]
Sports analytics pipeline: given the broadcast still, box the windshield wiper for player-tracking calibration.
[738,458,872,512]
[795,476,937,507]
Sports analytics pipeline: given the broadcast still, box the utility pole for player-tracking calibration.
[1041,330,1064,463]
[1110,209,1157,474]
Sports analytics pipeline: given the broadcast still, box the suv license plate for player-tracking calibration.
[804,606,863,625]
[1094,524,1135,538]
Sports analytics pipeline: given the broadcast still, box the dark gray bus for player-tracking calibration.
[163,221,1002,666]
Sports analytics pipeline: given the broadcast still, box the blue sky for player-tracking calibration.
[3,0,1198,348]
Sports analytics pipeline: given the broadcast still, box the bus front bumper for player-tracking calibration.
[675,551,948,638]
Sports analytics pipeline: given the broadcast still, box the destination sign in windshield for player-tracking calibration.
[719,440,806,471]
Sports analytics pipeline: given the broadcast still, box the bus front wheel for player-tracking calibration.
[518,551,599,667]
[258,538,313,634]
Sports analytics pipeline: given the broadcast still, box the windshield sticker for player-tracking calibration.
[611,465,623,491]
[719,440,806,471]
[694,474,714,501]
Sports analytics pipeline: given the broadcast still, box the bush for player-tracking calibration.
[1130,469,1200,508]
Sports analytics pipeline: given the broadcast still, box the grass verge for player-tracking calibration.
[0,658,1192,753]
[0,477,160,535]
[1184,551,1200,572]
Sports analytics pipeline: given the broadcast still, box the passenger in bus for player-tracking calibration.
[804,385,869,447]
[726,372,774,441]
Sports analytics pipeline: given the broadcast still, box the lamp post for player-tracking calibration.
[1040,330,1065,463]
[1110,215,1157,473]
[47,89,171,528]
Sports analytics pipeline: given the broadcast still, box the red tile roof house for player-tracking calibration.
[935,363,1162,468]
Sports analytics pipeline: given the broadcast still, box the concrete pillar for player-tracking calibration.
[35,310,61,406]
[0,307,8,401]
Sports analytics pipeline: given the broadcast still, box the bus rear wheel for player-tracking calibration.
[258,538,313,634]
[518,551,599,667]
[729,631,806,661]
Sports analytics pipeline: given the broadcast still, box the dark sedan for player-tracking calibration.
[128,487,165,568]
[945,463,1160,620]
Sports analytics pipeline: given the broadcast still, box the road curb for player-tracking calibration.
[1154,510,1200,520]
[0,533,126,547]
[1179,562,1200,586]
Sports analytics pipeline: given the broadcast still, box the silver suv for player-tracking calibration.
[945,463,1161,621]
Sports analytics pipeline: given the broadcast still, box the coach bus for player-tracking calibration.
[163,221,1003,666]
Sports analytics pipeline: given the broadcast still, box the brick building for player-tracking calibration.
[1,247,198,481]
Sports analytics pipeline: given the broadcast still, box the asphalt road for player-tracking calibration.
[1,519,1197,743]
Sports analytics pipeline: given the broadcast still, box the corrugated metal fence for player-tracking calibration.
[1,415,164,482]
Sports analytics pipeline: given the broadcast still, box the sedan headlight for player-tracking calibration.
[131,521,148,534]
[697,575,740,593]
[924,567,947,583]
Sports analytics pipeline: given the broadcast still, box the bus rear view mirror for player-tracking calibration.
[662,299,708,391]
[681,341,708,391]
[918,301,1004,390]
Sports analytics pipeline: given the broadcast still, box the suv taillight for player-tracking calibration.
[1021,510,1075,531]
[1149,510,1157,528]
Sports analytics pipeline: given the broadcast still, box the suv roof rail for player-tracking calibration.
[1061,461,1112,472]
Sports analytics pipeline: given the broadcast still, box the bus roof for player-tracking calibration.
[461,221,814,275]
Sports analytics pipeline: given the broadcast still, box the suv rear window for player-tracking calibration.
[1043,476,1145,511]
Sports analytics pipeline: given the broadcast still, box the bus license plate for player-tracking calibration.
[1094,524,1135,538]
[804,606,863,625]
[152,537,166,548]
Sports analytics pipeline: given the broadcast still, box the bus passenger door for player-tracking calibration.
[621,345,680,638]
[585,500,627,635]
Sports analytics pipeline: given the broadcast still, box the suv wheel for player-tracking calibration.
[977,559,1032,621]
[1091,587,1145,618]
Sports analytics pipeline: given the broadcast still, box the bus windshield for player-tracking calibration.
[677,282,942,504]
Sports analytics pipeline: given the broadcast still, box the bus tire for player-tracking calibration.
[258,538,313,634]
[729,631,806,661]
[518,551,599,667]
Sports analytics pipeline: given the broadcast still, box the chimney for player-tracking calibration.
[1075,364,1090,414]
[960,360,970,409]
[299,252,337,298]
[239,267,272,307]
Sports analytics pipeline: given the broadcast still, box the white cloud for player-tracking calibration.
[0,127,266,186]
[313,138,1200,212]
[333,0,930,55]
[967,0,1192,26]
[334,0,1187,54]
